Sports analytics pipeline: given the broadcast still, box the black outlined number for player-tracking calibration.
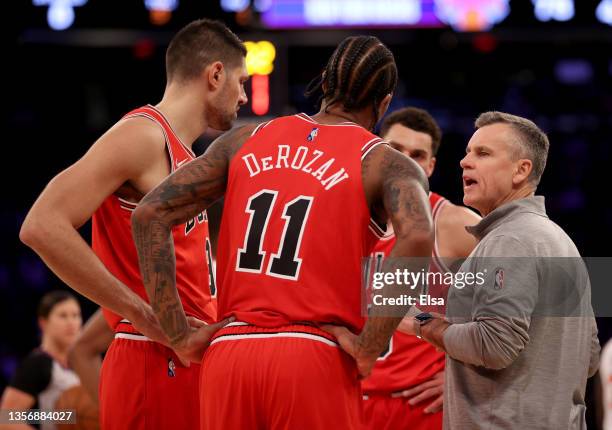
[237,190,313,280]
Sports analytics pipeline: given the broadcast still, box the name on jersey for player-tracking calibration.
[241,145,349,191]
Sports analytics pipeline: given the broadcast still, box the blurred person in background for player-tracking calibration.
[0,291,82,430]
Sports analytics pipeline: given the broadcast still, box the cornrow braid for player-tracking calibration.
[305,36,397,125]
[338,37,372,107]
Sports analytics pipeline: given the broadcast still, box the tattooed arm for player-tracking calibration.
[325,144,433,377]
[131,124,256,360]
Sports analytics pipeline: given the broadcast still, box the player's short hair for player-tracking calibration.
[37,290,78,319]
[166,19,246,83]
[305,36,397,124]
[475,111,549,186]
[380,107,442,156]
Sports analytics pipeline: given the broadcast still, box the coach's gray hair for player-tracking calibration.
[475,111,549,187]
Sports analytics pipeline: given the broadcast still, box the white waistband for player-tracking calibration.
[210,331,338,347]
[114,332,152,342]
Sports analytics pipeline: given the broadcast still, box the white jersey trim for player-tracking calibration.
[123,111,177,173]
[432,198,452,274]
[210,332,338,347]
[115,333,151,342]
[361,140,386,161]
[225,321,249,327]
[294,113,362,128]
[146,104,196,158]
[251,120,274,136]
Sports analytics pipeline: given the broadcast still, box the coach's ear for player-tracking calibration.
[512,158,533,186]
[206,61,225,90]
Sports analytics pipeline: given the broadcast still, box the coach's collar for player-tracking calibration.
[466,196,547,240]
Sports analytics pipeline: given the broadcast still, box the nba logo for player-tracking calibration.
[307,127,319,142]
[168,358,176,377]
[494,268,504,290]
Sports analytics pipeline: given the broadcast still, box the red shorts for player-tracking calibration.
[200,323,363,430]
[99,322,200,430]
[362,393,442,430]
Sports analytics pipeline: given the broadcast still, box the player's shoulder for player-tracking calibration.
[111,114,166,143]
[90,114,167,163]
[438,200,481,228]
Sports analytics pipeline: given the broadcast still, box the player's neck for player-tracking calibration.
[155,86,208,147]
[41,337,68,366]
[314,103,375,130]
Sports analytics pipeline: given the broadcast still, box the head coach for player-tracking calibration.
[412,111,600,430]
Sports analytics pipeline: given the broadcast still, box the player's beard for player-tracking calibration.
[207,88,237,131]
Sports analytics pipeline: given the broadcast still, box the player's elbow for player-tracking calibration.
[19,212,46,251]
[131,202,159,226]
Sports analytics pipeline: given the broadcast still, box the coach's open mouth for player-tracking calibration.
[463,176,478,188]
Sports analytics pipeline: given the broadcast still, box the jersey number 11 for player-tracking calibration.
[236,189,313,281]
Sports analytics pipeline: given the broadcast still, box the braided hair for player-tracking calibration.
[305,36,398,125]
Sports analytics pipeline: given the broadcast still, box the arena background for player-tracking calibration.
[5,0,612,427]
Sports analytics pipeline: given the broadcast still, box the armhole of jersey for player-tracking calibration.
[361,138,386,161]
[122,111,174,172]
[368,217,388,239]
[361,138,387,238]
[432,199,452,273]
[251,119,273,137]
[362,138,388,238]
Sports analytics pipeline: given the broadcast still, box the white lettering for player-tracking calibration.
[276,145,290,168]
[302,149,324,173]
[321,168,349,190]
[242,153,260,177]
[311,158,335,180]
[261,156,273,171]
[291,146,309,169]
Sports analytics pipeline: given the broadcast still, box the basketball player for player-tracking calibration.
[361,107,480,430]
[19,19,247,430]
[132,36,434,429]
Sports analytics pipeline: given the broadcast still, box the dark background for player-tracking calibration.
[4,0,612,427]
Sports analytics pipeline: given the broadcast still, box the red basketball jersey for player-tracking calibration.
[92,105,217,330]
[362,192,450,394]
[216,113,386,333]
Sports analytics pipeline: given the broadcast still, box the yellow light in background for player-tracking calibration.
[245,41,276,76]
